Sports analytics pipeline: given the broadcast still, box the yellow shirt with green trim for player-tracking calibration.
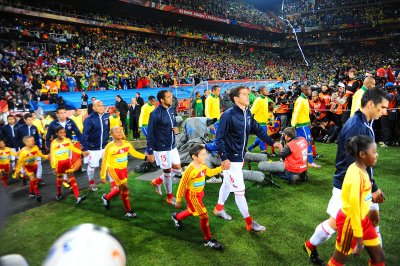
[341,163,372,238]
[0,148,17,165]
[204,93,221,120]
[350,86,368,117]
[109,115,122,130]
[50,138,82,169]
[100,140,145,180]
[139,102,155,127]
[251,95,269,125]
[291,93,310,127]
[176,162,222,203]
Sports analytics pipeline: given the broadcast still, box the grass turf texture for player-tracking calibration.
[0,141,399,265]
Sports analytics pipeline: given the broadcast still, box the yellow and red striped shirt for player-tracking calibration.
[176,162,221,203]
[50,138,82,169]
[16,146,47,169]
[0,148,17,165]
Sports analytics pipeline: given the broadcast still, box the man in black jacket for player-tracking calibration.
[128,98,141,140]
[115,95,129,134]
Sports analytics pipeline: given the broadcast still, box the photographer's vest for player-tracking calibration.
[330,93,350,115]
[276,95,290,114]
[319,92,331,106]
[284,137,308,174]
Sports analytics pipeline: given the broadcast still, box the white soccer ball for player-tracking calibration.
[43,224,126,266]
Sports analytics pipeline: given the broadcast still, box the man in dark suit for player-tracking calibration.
[87,97,96,115]
[129,98,141,140]
[0,115,19,169]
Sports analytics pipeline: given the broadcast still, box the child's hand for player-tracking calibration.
[175,201,182,209]
[100,179,107,184]
[352,238,363,257]
[82,151,90,157]
[147,154,155,163]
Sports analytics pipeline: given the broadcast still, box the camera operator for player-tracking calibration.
[275,87,291,130]
[319,84,331,110]
[379,82,399,146]
[310,90,327,122]
[375,66,395,90]
[330,82,350,129]
[311,117,340,144]
[343,68,361,93]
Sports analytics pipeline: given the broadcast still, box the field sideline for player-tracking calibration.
[0,142,399,265]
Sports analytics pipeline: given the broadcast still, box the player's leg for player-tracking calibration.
[36,158,45,186]
[363,214,385,265]
[214,168,233,220]
[55,173,64,201]
[120,182,136,218]
[87,150,102,191]
[368,205,382,246]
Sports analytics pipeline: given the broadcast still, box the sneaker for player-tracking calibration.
[56,194,64,201]
[35,195,42,203]
[90,183,98,191]
[62,181,70,188]
[28,192,35,198]
[151,179,162,195]
[37,180,46,186]
[102,194,110,209]
[166,196,176,205]
[204,238,224,250]
[269,152,277,157]
[171,212,183,230]
[303,243,324,265]
[76,195,87,204]
[125,212,138,218]
[206,176,222,183]
[213,208,232,221]
[247,220,266,232]
[308,162,321,168]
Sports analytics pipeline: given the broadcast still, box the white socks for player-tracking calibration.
[234,192,250,219]
[87,166,95,181]
[310,220,336,246]
[163,172,172,194]
[375,226,382,246]
[36,160,42,179]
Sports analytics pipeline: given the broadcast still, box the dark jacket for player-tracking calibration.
[116,99,129,117]
[146,105,177,154]
[82,112,110,151]
[136,96,144,108]
[333,110,377,192]
[16,124,41,149]
[0,124,18,148]
[129,104,141,128]
[45,119,82,148]
[216,105,275,162]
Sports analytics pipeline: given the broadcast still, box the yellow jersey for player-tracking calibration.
[16,146,47,168]
[50,138,82,169]
[69,114,83,133]
[251,95,269,125]
[0,148,17,165]
[32,118,45,135]
[205,93,221,120]
[139,102,155,127]
[291,93,310,127]
[176,162,222,203]
[100,140,145,180]
[341,163,372,238]
[109,115,122,130]
[350,86,367,117]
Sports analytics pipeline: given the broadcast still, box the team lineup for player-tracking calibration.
[0,86,388,265]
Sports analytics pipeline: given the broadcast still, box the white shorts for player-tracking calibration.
[154,148,181,170]
[222,161,245,193]
[87,149,104,168]
[326,187,380,218]
[326,187,342,218]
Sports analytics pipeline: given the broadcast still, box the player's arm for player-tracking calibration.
[251,115,275,147]
[70,120,82,142]
[250,98,259,115]
[81,117,92,151]
[205,166,222,178]
[215,112,229,161]
[291,100,299,127]
[138,106,145,128]
[49,142,56,169]
[176,167,192,205]
[45,124,54,149]
[68,140,83,155]
[128,143,146,160]
[37,147,49,160]
[146,112,157,155]
[347,172,363,238]
[100,144,111,182]
[204,97,210,118]
[14,153,25,177]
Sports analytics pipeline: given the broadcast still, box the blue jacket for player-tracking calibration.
[16,124,42,149]
[82,112,110,151]
[45,118,81,148]
[333,110,377,192]
[216,105,275,162]
[146,105,177,155]
[0,124,18,148]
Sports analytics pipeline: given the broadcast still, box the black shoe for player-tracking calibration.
[28,192,35,199]
[204,238,224,250]
[171,212,183,230]
[76,195,87,204]
[56,194,64,201]
[101,194,110,209]
[37,180,46,186]
[303,244,324,265]
[35,195,42,203]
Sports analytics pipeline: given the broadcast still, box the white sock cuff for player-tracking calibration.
[163,172,171,178]
[322,221,336,235]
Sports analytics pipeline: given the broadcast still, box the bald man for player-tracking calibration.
[82,100,110,191]
[350,76,376,117]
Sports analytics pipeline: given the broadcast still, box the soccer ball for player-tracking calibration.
[43,224,126,266]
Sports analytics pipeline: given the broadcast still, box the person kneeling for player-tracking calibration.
[259,127,308,184]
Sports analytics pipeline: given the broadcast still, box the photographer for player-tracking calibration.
[311,117,340,144]
[275,87,291,130]
[344,68,361,93]
[330,82,350,129]
[319,84,331,110]
[310,91,327,122]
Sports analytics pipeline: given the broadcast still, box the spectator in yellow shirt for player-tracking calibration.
[204,85,221,135]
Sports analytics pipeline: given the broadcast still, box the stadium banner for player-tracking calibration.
[119,0,282,33]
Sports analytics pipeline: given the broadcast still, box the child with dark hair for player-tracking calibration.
[328,135,385,266]
[50,127,88,204]
[0,139,17,188]
[172,144,223,250]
